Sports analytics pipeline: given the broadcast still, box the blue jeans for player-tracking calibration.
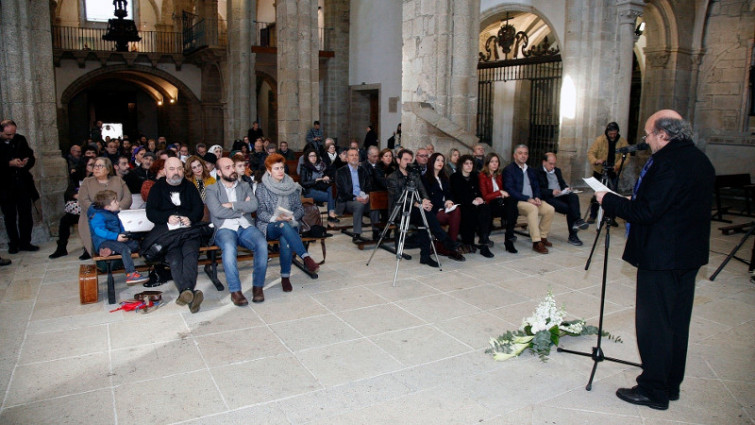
[304,188,335,213]
[100,239,140,274]
[215,227,268,291]
[266,221,308,277]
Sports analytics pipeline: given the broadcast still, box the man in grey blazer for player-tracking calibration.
[206,157,269,305]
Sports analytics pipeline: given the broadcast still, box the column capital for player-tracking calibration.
[616,0,645,25]
[645,49,670,68]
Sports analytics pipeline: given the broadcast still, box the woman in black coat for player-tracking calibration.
[449,154,494,257]
[422,153,462,244]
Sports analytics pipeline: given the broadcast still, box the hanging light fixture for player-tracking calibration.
[102,0,141,52]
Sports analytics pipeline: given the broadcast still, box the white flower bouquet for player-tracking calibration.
[486,291,621,361]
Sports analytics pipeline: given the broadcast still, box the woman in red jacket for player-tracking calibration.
[478,152,519,253]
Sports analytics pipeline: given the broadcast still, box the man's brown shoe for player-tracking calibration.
[189,290,204,314]
[231,291,249,306]
[281,277,293,292]
[252,286,264,303]
[541,238,553,247]
[303,256,319,273]
[532,241,549,254]
[176,289,194,306]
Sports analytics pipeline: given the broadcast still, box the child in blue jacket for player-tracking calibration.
[88,190,149,285]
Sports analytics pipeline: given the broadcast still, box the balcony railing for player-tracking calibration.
[254,21,333,51]
[52,26,182,54]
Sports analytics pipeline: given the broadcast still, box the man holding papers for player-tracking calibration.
[536,152,589,246]
[596,110,715,410]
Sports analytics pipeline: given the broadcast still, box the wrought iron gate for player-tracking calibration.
[476,55,562,166]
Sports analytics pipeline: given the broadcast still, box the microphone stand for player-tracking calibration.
[557,152,641,391]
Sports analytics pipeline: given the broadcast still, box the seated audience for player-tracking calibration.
[140,158,165,202]
[479,152,519,253]
[277,141,296,160]
[375,148,397,190]
[503,144,555,254]
[335,148,381,241]
[185,155,216,202]
[255,154,320,301]
[146,157,205,313]
[206,158,269,305]
[450,155,494,257]
[444,148,460,176]
[50,157,95,259]
[535,152,589,246]
[299,147,339,224]
[88,190,149,285]
[423,152,464,261]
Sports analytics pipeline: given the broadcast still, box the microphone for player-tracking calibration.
[616,143,649,154]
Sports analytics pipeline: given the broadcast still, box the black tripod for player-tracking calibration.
[709,221,754,281]
[557,154,641,391]
[366,177,440,286]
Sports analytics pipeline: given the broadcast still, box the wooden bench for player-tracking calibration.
[79,236,329,305]
[712,174,754,222]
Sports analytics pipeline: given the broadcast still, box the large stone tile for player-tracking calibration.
[110,338,206,385]
[642,376,747,423]
[182,302,265,336]
[364,278,441,301]
[194,326,289,367]
[417,269,489,292]
[296,339,403,387]
[391,351,502,392]
[311,286,389,312]
[5,352,111,405]
[450,284,529,310]
[211,354,320,409]
[29,295,103,321]
[0,279,40,302]
[251,294,330,324]
[370,325,472,367]
[114,370,226,424]
[270,313,362,351]
[336,303,426,336]
[0,388,114,424]
[108,312,189,350]
[18,325,109,364]
[436,311,518,349]
[396,293,481,323]
[532,405,641,425]
[181,404,290,425]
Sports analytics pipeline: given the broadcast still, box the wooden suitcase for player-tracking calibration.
[79,264,99,304]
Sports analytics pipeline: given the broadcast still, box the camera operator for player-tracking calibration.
[586,122,629,223]
[386,149,459,268]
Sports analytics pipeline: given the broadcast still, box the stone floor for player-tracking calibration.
[0,213,753,424]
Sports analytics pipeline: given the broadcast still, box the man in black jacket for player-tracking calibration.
[146,157,205,313]
[535,152,589,246]
[0,119,39,253]
[335,148,379,242]
[597,110,715,410]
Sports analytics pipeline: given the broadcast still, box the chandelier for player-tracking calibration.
[102,0,141,52]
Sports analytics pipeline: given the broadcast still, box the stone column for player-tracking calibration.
[201,0,220,46]
[322,0,349,145]
[615,1,644,135]
[277,0,319,149]
[225,0,256,145]
[401,0,480,153]
[0,0,66,244]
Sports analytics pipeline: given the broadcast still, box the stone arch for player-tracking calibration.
[480,2,563,49]
[58,64,202,148]
[256,71,277,143]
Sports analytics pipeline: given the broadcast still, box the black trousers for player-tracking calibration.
[164,236,200,292]
[402,207,448,258]
[459,203,491,245]
[488,197,518,240]
[1,193,33,247]
[635,267,698,402]
[546,193,581,236]
[57,213,79,247]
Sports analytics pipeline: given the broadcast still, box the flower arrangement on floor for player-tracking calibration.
[486,291,621,361]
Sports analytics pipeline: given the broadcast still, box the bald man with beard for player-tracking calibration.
[146,157,205,313]
[596,110,715,410]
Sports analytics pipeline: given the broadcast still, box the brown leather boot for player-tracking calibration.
[303,255,319,273]
[281,277,293,292]
[541,238,553,247]
[532,241,549,254]
[252,286,264,303]
[230,291,249,306]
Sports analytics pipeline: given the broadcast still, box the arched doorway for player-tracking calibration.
[59,65,202,150]
[477,11,561,165]
[256,72,277,143]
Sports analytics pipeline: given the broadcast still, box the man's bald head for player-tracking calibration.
[164,157,184,185]
[644,109,691,153]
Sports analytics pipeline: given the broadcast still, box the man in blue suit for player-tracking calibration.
[502,144,555,254]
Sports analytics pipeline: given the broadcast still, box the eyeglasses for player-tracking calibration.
[417,154,428,158]
[93,164,106,169]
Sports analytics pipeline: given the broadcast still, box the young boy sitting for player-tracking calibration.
[88,190,149,285]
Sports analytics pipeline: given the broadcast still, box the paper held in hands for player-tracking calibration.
[582,177,618,195]
[445,204,459,213]
[271,206,299,227]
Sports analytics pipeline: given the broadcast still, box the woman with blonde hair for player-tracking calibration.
[184,155,216,201]
[444,148,460,177]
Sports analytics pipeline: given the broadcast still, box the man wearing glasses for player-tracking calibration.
[413,148,430,176]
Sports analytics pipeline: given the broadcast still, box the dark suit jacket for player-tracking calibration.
[422,173,453,214]
[335,164,372,203]
[0,134,38,201]
[535,167,568,202]
[503,162,542,201]
[601,139,715,270]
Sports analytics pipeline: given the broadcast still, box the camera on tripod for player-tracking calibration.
[405,163,423,176]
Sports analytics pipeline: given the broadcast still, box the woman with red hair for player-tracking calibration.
[254,154,320,301]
